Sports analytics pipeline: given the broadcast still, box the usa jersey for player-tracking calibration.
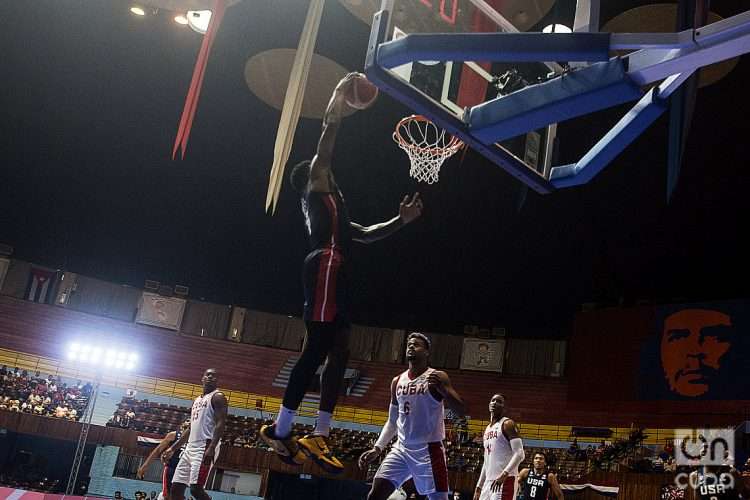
[395,368,444,448]
[482,417,518,479]
[189,390,218,443]
[522,470,550,500]
[696,469,739,500]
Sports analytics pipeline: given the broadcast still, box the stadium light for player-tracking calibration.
[543,23,572,33]
[66,342,138,371]
[130,6,146,16]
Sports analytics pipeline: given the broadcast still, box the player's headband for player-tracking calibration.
[407,332,431,350]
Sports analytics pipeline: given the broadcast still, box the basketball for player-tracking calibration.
[344,74,379,110]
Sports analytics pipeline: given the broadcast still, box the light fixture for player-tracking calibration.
[174,15,189,25]
[130,6,146,16]
[543,23,572,33]
[67,342,138,371]
[186,10,212,35]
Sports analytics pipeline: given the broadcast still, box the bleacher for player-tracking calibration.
[112,397,603,476]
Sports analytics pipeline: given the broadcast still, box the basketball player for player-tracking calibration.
[136,419,190,500]
[473,394,525,500]
[517,452,564,500]
[359,332,466,500]
[688,465,747,500]
[260,73,424,473]
[163,369,227,500]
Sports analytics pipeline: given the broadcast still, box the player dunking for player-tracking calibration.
[163,369,227,500]
[474,394,525,500]
[260,73,424,473]
[359,332,465,500]
[517,452,564,500]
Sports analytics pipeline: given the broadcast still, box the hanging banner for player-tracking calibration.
[135,292,186,330]
[460,338,505,372]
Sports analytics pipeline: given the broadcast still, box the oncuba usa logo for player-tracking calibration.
[674,428,734,466]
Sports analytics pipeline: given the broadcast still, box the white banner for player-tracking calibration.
[136,292,186,330]
[460,338,505,372]
[561,483,619,494]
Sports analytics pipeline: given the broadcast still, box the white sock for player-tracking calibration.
[313,410,332,437]
[274,406,296,438]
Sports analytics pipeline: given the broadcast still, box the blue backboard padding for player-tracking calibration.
[549,89,668,188]
[467,59,644,144]
[376,32,611,68]
[364,60,555,194]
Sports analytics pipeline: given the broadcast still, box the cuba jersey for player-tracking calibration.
[522,470,550,500]
[395,368,444,447]
[483,417,518,479]
[696,469,739,500]
[189,390,218,443]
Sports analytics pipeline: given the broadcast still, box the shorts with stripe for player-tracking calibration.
[478,476,516,500]
[374,442,448,495]
[172,439,218,487]
[303,248,349,324]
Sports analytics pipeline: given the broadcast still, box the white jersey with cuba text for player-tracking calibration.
[482,417,518,479]
[189,389,218,443]
[395,368,445,448]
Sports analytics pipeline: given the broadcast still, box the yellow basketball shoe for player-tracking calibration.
[259,424,306,465]
[297,433,345,474]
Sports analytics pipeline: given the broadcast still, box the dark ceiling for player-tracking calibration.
[1,0,748,336]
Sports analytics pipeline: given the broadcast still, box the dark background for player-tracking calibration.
[2,0,748,335]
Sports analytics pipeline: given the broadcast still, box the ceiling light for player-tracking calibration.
[543,24,572,34]
[174,15,189,25]
[187,10,212,35]
[130,6,146,16]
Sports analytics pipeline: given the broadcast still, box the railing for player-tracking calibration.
[0,347,714,445]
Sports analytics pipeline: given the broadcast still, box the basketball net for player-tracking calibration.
[393,115,464,184]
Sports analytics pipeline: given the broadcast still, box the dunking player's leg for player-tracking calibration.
[259,325,331,464]
[297,321,349,472]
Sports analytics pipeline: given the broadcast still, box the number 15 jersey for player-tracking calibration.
[395,368,445,448]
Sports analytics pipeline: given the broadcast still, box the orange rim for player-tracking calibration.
[393,115,464,155]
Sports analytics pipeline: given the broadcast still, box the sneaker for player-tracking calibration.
[297,434,345,474]
[259,424,306,465]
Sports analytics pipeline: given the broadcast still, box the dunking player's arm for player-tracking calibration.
[204,392,228,464]
[310,72,423,241]
[308,73,355,193]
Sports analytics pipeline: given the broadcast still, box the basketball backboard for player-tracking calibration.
[370,0,566,189]
[366,0,750,193]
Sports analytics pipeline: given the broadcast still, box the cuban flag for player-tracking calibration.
[25,267,58,303]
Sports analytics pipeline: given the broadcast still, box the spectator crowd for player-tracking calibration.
[0,366,91,421]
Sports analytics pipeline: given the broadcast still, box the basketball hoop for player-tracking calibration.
[393,115,464,184]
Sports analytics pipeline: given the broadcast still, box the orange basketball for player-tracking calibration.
[344,74,379,110]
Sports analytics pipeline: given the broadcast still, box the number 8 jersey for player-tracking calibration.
[395,368,445,448]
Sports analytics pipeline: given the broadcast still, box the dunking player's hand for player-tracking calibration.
[323,72,359,127]
[399,193,423,224]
